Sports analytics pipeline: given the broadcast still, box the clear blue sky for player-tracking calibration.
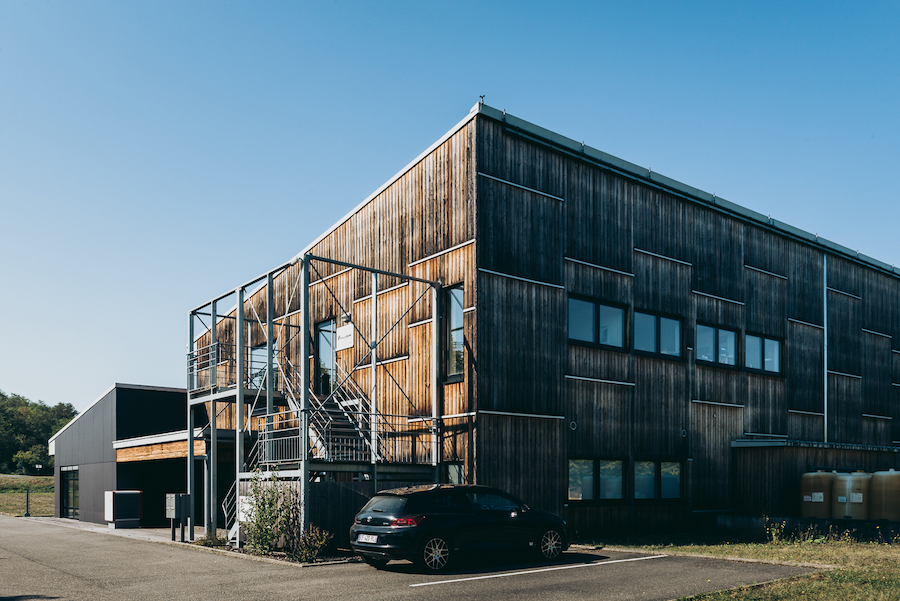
[2,1,898,412]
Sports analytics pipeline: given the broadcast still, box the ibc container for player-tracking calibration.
[800,470,838,518]
[869,469,900,521]
[831,472,871,520]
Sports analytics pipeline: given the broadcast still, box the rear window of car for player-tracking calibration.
[360,495,407,514]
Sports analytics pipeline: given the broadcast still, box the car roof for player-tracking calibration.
[375,484,500,497]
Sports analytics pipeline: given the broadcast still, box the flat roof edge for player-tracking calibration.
[476,105,900,279]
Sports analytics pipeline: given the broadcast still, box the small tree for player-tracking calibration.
[243,469,288,555]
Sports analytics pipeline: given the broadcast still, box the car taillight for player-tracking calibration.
[389,516,421,527]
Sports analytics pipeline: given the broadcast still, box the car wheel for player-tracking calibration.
[420,536,451,572]
[539,529,564,560]
[362,556,388,569]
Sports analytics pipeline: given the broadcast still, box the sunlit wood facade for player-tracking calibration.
[191,103,900,537]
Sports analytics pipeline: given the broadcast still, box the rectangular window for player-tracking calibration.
[568,297,624,348]
[746,335,781,373]
[598,305,625,347]
[598,460,623,499]
[315,320,335,395]
[746,335,762,370]
[765,338,781,373]
[568,298,595,343]
[661,462,681,499]
[634,312,656,353]
[696,325,716,362]
[634,312,682,357]
[660,317,681,356]
[697,325,737,367]
[634,461,657,499]
[445,285,465,378]
[718,329,736,365]
[568,459,594,501]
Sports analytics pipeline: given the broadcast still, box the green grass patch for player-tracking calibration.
[595,524,900,600]
[0,475,55,493]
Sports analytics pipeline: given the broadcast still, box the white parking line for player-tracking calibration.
[410,554,669,587]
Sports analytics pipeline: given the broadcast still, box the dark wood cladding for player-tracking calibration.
[472,111,900,530]
[476,413,564,514]
[733,445,900,517]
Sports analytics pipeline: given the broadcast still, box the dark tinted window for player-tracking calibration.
[360,495,406,514]
[467,492,519,512]
[412,491,470,512]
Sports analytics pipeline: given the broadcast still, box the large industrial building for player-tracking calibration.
[54,103,900,538]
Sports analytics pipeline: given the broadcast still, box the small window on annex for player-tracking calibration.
[567,297,624,348]
[696,325,736,366]
[746,335,781,373]
[444,285,465,378]
[598,459,624,499]
[634,312,682,357]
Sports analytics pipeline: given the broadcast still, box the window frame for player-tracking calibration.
[745,333,783,375]
[567,458,627,503]
[633,310,683,359]
[443,284,465,382]
[315,319,336,395]
[695,323,738,368]
[567,296,628,352]
[633,459,684,502]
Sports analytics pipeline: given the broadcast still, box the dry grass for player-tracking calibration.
[0,475,55,516]
[598,524,900,600]
[0,492,54,516]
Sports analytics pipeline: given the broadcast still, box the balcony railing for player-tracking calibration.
[187,342,285,394]
[252,408,435,466]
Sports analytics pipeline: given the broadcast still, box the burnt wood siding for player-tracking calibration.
[473,113,900,529]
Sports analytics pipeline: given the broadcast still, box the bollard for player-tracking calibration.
[24,490,30,517]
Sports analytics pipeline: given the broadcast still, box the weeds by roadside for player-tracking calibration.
[596,523,900,601]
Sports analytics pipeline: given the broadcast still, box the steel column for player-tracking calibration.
[235,286,245,541]
[431,285,441,475]
[371,272,378,482]
[299,256,310,532]
[823,254,828,443]
[187,312,195,540]
[209,300,218,536]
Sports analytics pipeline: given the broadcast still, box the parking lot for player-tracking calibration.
[0,515,817,601]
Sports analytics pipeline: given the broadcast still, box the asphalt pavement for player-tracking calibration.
[0,514,819,601]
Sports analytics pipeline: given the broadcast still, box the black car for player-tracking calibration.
[349,484,568,571]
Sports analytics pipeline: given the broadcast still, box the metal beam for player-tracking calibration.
[306,253,441,287]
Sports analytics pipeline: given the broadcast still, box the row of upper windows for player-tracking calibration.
[568,297,781,373]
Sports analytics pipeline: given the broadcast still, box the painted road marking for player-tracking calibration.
[410,554,669,587]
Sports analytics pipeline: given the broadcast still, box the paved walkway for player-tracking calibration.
[25,516,216,544]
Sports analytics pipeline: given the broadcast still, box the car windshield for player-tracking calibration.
[360,495,406,514]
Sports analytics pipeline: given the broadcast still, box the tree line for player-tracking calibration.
[0,389,77,474]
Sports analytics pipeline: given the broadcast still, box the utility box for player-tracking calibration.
[105,490,142,529]
[165,493,190,520]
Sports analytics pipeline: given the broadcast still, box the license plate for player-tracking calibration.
[358,533,377,544]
